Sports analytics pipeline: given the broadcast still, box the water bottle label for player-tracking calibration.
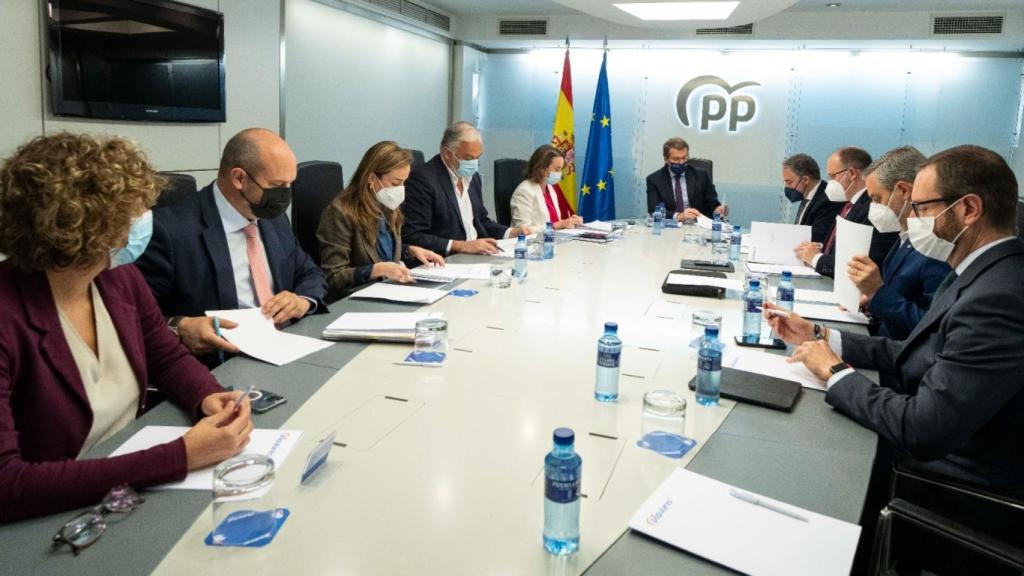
[545,476,580,504]
[597,350,620,368]
[778,287,794,301]
[698,353,721,372]
[745,299,762,313]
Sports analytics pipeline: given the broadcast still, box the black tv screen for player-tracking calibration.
[45,0,225,123]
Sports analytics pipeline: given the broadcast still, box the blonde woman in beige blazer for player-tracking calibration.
[510,145,584,231]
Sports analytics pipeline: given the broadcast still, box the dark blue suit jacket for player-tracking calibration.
[827,238,1024,495]
[867,238,950,340]
[401,154,508,255]
[812,192,899,278]
[795,181,845,244]
[645,165,720,217]
[136,184,327,320]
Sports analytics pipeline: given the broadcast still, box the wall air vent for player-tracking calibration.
[499,19,548,36]
[932,15,1003,35]
[696,23,753,36]
[361,0,451,32]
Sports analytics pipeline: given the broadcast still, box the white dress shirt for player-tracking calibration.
[213,182,274,309]
[444,164,512,254]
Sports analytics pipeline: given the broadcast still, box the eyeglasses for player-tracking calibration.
[52,485,144,555]
[827,167,851,180]
[910,198,950,218]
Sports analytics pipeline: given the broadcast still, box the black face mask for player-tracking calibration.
[784,187,804,203]
[669,162,687,176]
[241,169,292,219]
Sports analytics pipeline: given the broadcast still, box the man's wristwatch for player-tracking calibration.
[168,315,185,337]
[829,361,852,376]
[813,323,826,340]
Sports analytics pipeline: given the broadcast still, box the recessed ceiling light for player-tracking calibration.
[826,2,841,7]
[613,1,740,21]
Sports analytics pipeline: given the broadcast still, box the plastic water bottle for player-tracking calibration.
[777,270,795,312]
[711,213,722,243]
[652,204,664,236]
[543,427,581,555]
[696,325,723,406]
[730,225,742,262]
[743,279,764,343]
[514,234,527,281]
[594,322,621,402]
[543,222,555,260]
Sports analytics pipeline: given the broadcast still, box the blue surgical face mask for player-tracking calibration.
[110,211,153,269]
[456,158,479,179]
[546,171,563,186]
[669,162,687,176]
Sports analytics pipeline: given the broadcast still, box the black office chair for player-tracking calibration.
[688,158,713,183]
[155,172,198,208]
[409,149,426,168]
[493,158,527,227]
[870,464,1024,575]
[1016,200,1023,240]
[291,161,344,267]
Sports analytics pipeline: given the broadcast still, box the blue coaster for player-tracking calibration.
[205,508,289,547]
[405,351,446,365]
[449,289,479,298]
[637,432,697,459]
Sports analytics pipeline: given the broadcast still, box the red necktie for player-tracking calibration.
[823,202,854,255]
[543,185,560,223]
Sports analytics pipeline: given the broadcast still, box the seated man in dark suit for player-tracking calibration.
[768,144,1024,496]
[781,153,845,244]
[795,147,899,277]
[402,121,532,256]
[846,146,950,339]
[136,128,327,362]
[645,137,725,220]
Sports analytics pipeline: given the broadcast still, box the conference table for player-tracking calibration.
[0,223,877,575]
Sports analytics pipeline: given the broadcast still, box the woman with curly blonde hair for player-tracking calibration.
[0,133,253,524]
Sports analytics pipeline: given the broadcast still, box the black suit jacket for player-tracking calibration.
[136,184,327,320]
[645,165,720,217]
[813,191,900,277]
[827,239,1024,495]
[402,155,508,255]
[794,181,845,244]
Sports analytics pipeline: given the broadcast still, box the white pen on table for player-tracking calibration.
[234,383,256,416]
[765,308,791,318]
[729,488,808,522]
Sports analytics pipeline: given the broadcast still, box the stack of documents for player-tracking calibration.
[583,220,614,232]
[727,348,827,391]
[349,283,448,304]
[206,308,333,366]
[749,222,811,266]
[794,302,870,325]
[409,263,491,282]
[746,262,821,278]
[667,273,744,292]
[630,469,861,576]
[322,312,444,342]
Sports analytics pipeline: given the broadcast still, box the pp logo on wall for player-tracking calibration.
[676,75,760,132]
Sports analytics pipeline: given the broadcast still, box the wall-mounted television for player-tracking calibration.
[45,0,225,123]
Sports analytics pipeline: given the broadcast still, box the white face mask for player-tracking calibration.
[546,171,563,186]
[907,197,969,263]
[824,179,847,202]
[375,184,405,210]
[867,190,908,234]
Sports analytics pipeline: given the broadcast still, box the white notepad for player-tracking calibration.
[409,263,491,282]
[834,218,875,311]
[794,302,870,325]
[206,308,333,366]
[746,262,821,278]
[630,469,861,576]
[349,283,448,304]
[666,273,744,292]
[321,312,443,342]
[749,222,812,266]
[726,348,827,391]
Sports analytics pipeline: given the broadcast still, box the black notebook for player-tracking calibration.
[661,269,727,299]
[679,259,736,273]
[688,367,802,412]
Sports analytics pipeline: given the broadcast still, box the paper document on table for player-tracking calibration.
[796,288,839,304]
[749,222,811,266]
[555,228,589,237]
[410,263,491,282]
[694,214,714,230]
[109,426,303,491]
[746,262,821,278]
[630,469,860,576]
[493,238,517,257]
[647,299,688,321]
[349,283,448,304]
[666,273,744,292]
[205,308,333,366]
[794,302,870,325]
[322,312,443,342]
[726,348,826,391]
[834,218,875,311]
[584,220,614,232]
[740,233,754,255]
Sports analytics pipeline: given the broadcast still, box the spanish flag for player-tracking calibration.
[550,50,577,211]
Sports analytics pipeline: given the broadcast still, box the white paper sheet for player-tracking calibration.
[794,302,870,325]
[749,222,812,266]
[349,283,448,304]
[746,262,821,278]
[796,288,840,304]
[206,308,333,366]
[554,228,590,237]
[630,469,860,576]
[584,220,614,232]
[726,348,827,391]
[620,345,663,379]
[493,237,518,258]
[666,273,744,292]
[834,218,875,311]
[695,214,714,230]
[409,263,491,282]
[646,299,688,321]
[109,426,303,490]
[324,312,442,332]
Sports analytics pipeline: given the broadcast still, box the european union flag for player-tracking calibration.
[579,52,614,222]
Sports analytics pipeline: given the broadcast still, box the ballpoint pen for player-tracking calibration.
[235,383,256,416]
[729,488,808,522]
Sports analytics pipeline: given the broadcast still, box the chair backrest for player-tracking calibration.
[688,158,713,183]
[409,149,426,168]
[493,158,527,227]
[155,172,198,208]
[1017,201,1024,240]
[292,160,344,266]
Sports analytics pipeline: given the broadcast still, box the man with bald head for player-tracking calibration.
[137,128,326,363]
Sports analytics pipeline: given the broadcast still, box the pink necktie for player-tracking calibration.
[243,224,273,306]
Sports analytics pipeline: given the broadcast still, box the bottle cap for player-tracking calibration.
[553,427,575,446]
[604,321,618,333]
[704,324,719,337]
[749,279,760,288]
[782,270,793,280]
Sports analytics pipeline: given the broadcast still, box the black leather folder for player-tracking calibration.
[661,269,727,299]
[679,259,736,273]
[688,367,802,412]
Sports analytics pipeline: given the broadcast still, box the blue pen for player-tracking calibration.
[213,317,225,365]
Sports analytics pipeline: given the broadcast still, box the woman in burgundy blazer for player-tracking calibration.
[0,133,253,523]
